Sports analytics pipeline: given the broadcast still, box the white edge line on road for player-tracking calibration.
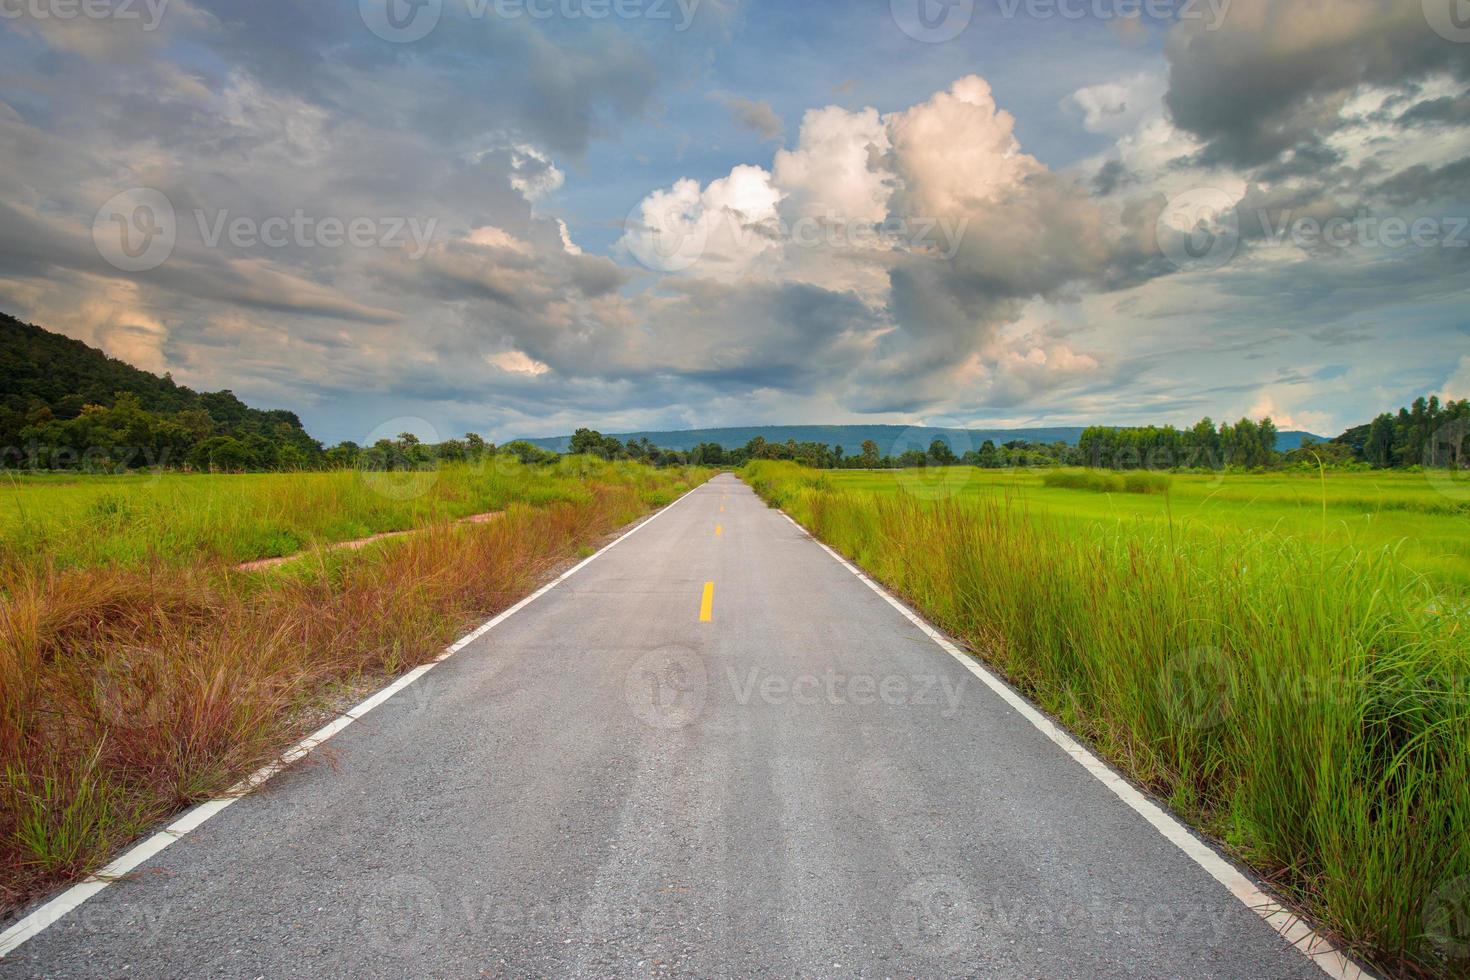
[0,478,711,960]
[774,509,1376,980]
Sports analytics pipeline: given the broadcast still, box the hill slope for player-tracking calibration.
[1,312,321,467]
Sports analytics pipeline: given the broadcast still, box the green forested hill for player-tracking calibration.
[0,312,323,470]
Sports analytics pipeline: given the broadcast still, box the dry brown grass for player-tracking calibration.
[0,474,698,913]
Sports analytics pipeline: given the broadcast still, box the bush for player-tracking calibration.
[1121,471,1172,494]
[1041,469,1171,495]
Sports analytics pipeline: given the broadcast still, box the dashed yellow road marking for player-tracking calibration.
[699,581,715,622]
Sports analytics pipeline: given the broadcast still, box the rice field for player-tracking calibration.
[824,465,1470,591]
[744,461,1469,977]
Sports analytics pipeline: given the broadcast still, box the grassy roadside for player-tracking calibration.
[0,456,645,572]
[0,459,709,915]
[743,461,1469,977]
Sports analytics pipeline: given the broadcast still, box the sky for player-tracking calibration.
[1,0,1468,445]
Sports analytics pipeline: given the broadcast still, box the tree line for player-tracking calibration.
[1076,417,1280,470]
[671,400,1468,474]
[1337,396,1470,469]
[722,434,1077,470]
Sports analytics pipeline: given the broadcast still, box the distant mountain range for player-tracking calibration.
[523,424,1328,455]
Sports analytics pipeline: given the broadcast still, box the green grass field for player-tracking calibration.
[816,465,1470,592]
[744,461,1469,976]
[0,457,690,573]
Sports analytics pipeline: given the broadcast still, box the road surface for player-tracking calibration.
[2,474,1335,978]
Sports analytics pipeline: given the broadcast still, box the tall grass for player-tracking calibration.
[0,461,707,912]
[745,460,1469,977]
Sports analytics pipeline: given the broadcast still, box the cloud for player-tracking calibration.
[1064,74,1167,137]
[716,94,784,141]
[617,166,784,277]
[1308,324,1376,347]
[772,106,890,224]
[885,76,1036,218]
[488,350,551,376]
[1443,356,1470,402]
[620,74,1152,417]
[1162,0,1470,168]
[3,0,1469,443]
[1247,392,1333,433]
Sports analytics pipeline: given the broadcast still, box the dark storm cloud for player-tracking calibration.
[1398,94,1470,128]
[1374,158,1470,206]
[1164,0,1470,168]
[1092,159,1132,196]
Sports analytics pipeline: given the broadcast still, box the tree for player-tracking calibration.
[1257,417,1279,466]
[692,442,725,465]
[1365,414,1394,468]
[859,440,880,468]
[1187,417,1220,468]
[502,440,558,465]
[324,441,360,468]
[569,428,609,458]
[927,438,957,465]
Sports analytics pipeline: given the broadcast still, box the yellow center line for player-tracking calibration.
[699,581,715,622]
[715,524,723,537]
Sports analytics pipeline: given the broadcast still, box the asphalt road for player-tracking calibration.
[3,473,1332,978]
